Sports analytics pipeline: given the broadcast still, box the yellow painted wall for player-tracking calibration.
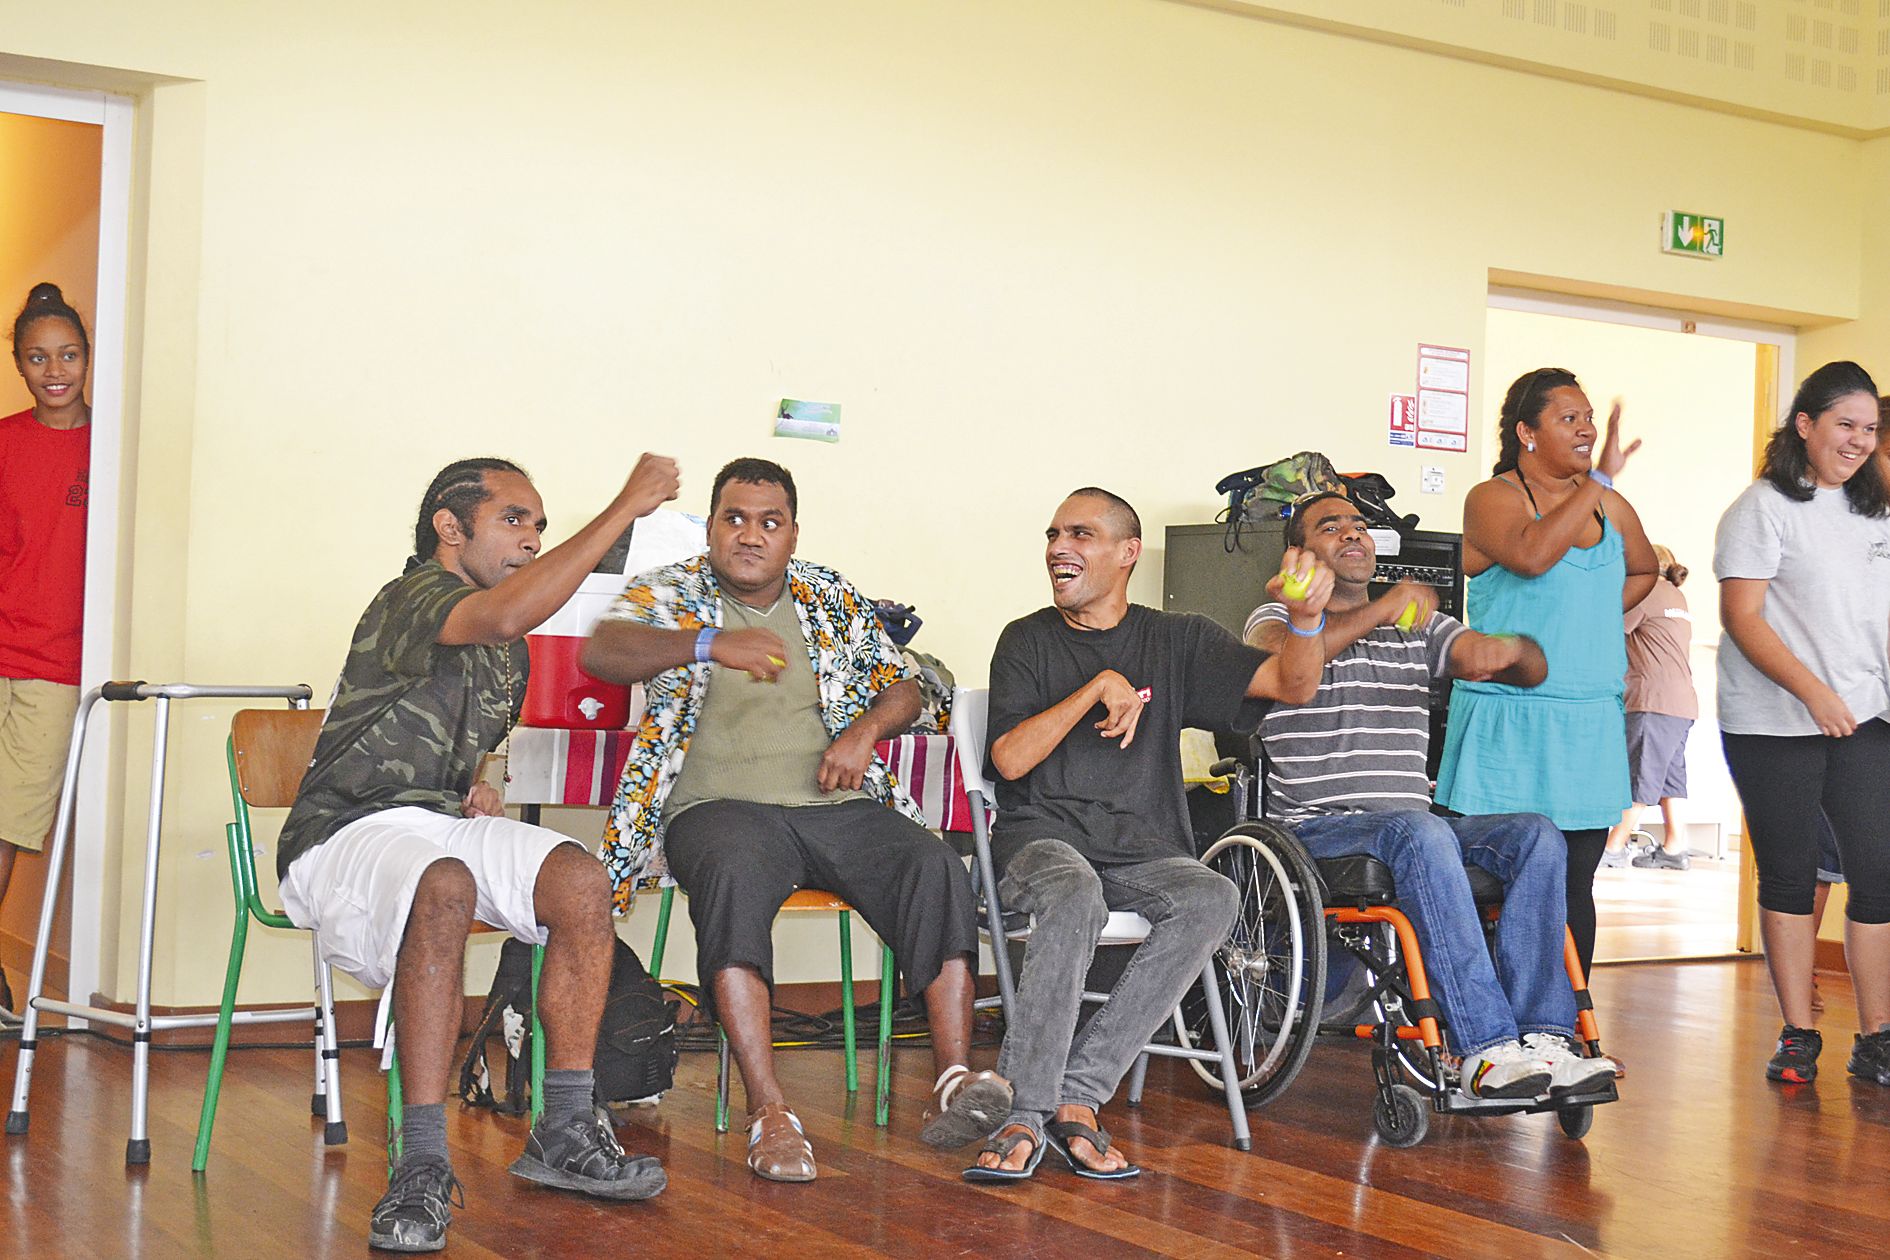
[1216,1,1888,134]
[0,0,1873,1004]
[0,111,100,416]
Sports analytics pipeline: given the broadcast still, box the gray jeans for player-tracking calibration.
[996,838,1239,1122]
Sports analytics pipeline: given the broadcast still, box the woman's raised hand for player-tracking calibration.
[1596,401,1642,479]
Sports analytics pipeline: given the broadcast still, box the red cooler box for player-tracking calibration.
[522,574,635,729]
[523,634,633,728]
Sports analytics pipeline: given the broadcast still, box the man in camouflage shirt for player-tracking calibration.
[280,453,677,1253]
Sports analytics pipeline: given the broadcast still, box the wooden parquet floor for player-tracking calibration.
[4,959,1886,1259]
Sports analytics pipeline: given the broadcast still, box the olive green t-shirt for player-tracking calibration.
[665,594,867,819]
[277,560,527,877]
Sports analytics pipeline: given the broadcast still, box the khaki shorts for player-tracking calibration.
[0,677,80,851]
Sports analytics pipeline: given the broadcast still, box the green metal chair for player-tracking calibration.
[194,707,545,1176]
[647,884,895,1131]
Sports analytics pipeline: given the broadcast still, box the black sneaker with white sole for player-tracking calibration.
[509,1111,667,1201]
[369,1156,462,1254]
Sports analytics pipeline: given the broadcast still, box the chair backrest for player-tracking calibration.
[231,707,326,809]
[949,686,995,804]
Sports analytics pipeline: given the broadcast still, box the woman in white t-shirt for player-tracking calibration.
[1715,359,1890,1089]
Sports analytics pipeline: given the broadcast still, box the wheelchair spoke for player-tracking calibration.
[1179,827,1323,1098]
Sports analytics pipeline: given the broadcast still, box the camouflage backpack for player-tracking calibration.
[1242,451,1346,519]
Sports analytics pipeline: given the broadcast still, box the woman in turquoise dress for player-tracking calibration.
[1437,368,1658,978]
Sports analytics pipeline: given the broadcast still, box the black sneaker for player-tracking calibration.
[369,1156,462,1253]
[1848,1027,1890,1085]
[509,1111,667,1201]
[1766,1024,1823,1084]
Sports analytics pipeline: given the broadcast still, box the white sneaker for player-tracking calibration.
[1461,1040,1554,1099]
[1523,1033,1616,1093]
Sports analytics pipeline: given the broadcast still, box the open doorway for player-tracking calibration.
[1484,291,1790,963]
[0,79,130,1013]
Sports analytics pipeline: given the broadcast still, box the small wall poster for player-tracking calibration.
[774,399,842,443]
[1389,393,1417,447]
[1415,344,1470,453]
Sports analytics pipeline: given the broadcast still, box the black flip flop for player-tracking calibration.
[962,1125,1046,1183]
[1044,1120,1141,1180]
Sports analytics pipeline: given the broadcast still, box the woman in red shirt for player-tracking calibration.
[0,283,91,1021]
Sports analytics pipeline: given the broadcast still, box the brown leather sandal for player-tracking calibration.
[746,1102,817,1182]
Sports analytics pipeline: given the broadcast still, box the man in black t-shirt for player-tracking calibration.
[967,488,1330,1182]
[282,454,678,1253]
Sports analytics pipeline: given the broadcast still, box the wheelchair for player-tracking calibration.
[1170,757,1617,1147]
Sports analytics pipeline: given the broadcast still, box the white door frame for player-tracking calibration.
[1488,286,1796,422]
[2,79,134,1011]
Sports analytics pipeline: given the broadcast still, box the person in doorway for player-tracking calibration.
[968,488,1329,1182]
[280,454,681,1251]
[0,284,92,1023]
[584,458,1005,1183]
[1604,544,1698,871]
[1436,368,1659,981]
[1715,360,1890,1087]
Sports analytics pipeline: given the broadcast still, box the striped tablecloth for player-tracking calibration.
[502,726,973,833]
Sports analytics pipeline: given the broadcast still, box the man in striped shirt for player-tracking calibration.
[1245,491,1616,1099]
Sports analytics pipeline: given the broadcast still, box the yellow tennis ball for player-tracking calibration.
[1395,602,1420,631]
[1281,566,1314,601]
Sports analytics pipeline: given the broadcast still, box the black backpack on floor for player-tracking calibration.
[459,936,678,1114]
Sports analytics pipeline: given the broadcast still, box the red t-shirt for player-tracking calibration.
[0,408,90,684]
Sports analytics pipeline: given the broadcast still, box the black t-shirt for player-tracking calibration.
[986,604,1268,868]
[277,561,527,877]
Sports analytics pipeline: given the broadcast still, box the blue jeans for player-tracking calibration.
[1292,811,1576,1056]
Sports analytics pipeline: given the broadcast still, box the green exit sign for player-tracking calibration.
[1662,211,1725,258]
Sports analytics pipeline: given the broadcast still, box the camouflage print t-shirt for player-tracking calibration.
[276,560,528,878]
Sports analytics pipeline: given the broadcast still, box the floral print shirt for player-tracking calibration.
[596,554,920,911]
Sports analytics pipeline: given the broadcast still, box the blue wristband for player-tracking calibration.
[1589,470,1613,490]
[1287,613,1326,638]
[694,627,719,663]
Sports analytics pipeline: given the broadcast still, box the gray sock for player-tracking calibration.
[541,1068,596,1129]
[398,1102,449,1168]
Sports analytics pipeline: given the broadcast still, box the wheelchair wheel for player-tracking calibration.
[1175,821,1327,1109]
[1556,1103,1594,1140]
[1373,1083,1429,1148]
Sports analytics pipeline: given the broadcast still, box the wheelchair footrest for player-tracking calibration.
[1432,1079,1618,1117]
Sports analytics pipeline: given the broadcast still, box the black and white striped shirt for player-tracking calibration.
[1244,602,1465,822]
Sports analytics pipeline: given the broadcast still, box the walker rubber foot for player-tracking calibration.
[310,1091,326,1117]
[126,1138,150,1164]
[5,1111,27,1135]
[324,1120,348,1146]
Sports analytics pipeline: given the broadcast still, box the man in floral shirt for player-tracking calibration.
[585,458,1005,1182]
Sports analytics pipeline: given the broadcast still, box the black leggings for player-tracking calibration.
[1562,827,1608,978]
[1721,719,1890,923]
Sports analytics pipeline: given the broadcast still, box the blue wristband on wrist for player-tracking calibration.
[1589,470,1613,490]
[694,627,719,663]
[1288,613,1326,638]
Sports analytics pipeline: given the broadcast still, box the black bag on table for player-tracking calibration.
[459,935,678,1114]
